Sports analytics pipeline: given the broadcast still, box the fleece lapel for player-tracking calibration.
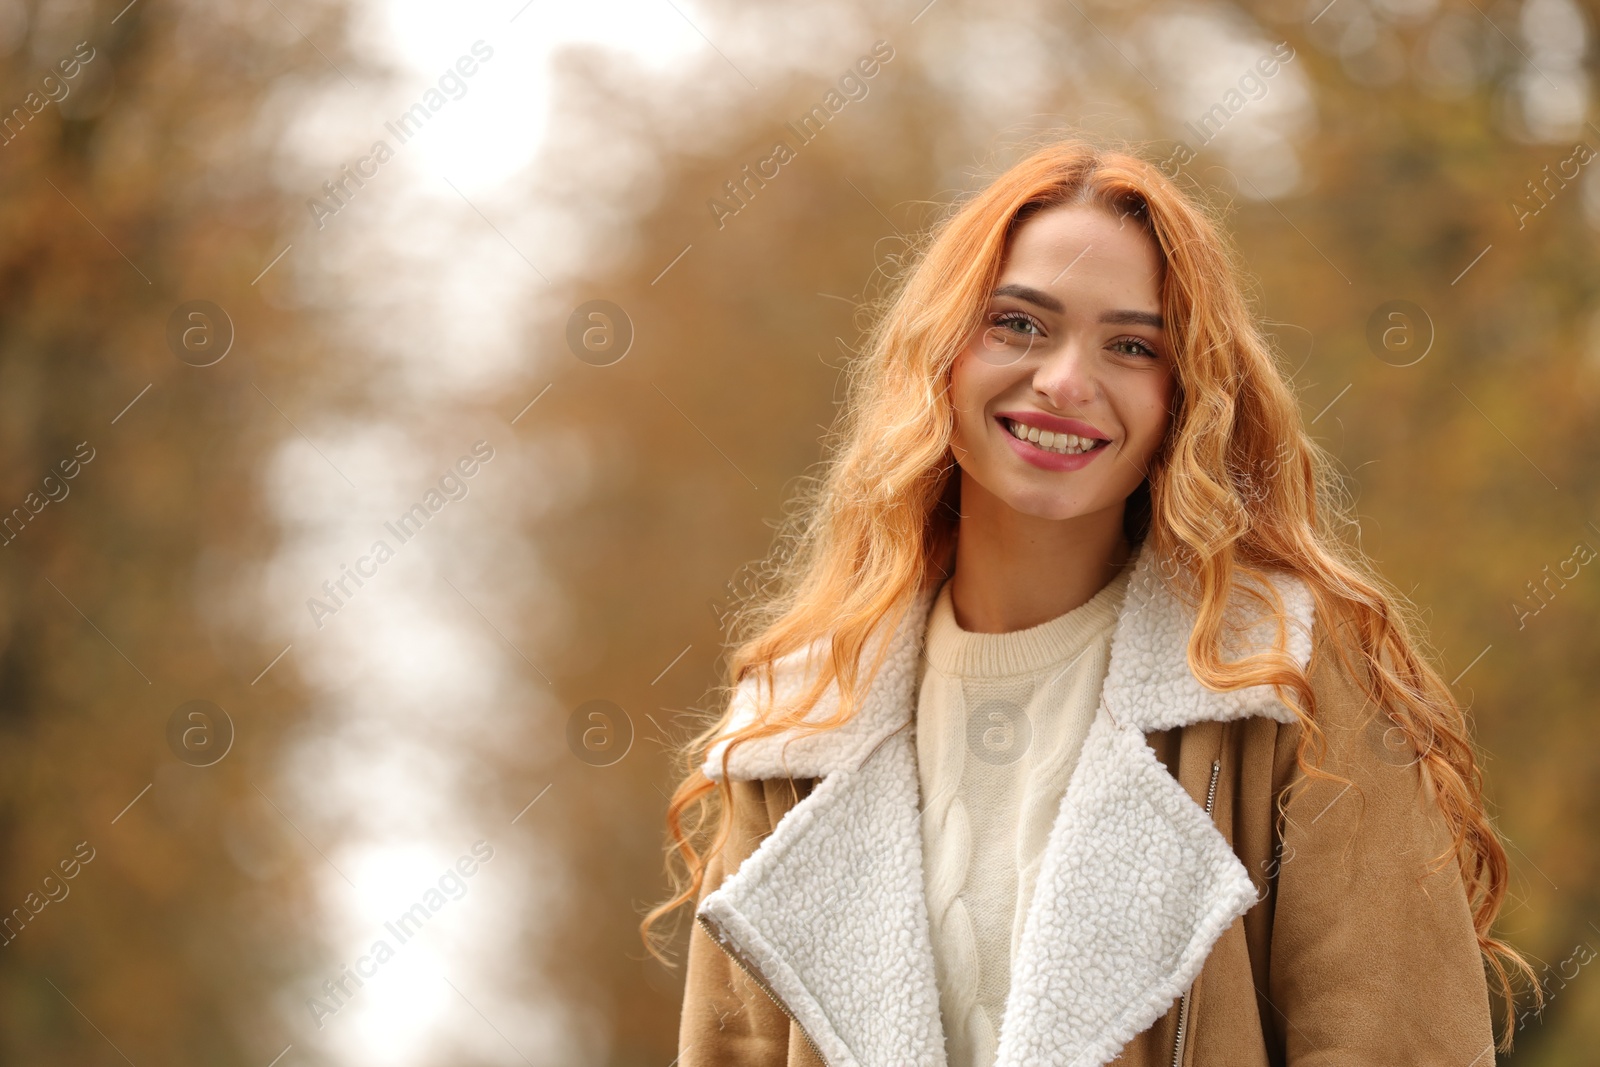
[993,550,1314,1066]
[697,725,949,1066]
[697,544,1315,1067]
[698,581,947,1066]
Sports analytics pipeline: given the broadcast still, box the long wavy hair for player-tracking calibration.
[642,137,1536,1046]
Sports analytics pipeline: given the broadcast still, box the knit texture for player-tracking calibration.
[915,560,1135,1067]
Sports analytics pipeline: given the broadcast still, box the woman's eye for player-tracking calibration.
[993,312,1040,334]
[1112,337,1159,359]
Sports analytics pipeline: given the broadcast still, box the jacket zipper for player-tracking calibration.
[696,910,831,1065]
[1171,757,1222,1067]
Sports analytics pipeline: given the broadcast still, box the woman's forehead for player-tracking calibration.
[999,207,1165,308]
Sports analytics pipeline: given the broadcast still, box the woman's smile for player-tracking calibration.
[995,414,1113,471]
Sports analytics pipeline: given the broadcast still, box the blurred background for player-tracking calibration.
[0,0,1596,1063]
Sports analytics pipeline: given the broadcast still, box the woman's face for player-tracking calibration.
[948,203,1178,525]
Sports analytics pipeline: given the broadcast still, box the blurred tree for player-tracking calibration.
[0,0,368,1062]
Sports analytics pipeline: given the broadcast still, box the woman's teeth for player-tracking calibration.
[1003,418,1105,455]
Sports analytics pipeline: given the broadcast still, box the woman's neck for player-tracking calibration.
[946,471,1133,635]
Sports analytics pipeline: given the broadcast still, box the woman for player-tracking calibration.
[643,139,1535,1067]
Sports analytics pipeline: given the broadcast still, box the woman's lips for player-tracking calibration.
[993,410,1108,440]
[995,415,1111,472]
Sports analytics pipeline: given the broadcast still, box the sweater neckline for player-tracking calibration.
[923,550,1137,679]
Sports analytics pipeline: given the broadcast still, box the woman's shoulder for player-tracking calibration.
[1302,610,1383,729]
[1265,607,1451,829]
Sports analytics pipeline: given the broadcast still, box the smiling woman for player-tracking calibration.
[945,203,1176,636]
[650,138,1537,1067]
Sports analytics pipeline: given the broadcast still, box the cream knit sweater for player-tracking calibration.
[913,558,1135,1067]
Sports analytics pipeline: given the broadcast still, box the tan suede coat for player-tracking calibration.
[677,551,1496,1067]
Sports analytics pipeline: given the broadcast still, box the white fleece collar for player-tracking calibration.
[695,542,1318,1067]
[703,541,1315,783]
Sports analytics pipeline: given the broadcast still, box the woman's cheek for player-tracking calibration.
[1130,384,1175,456]
[947,353,988,454]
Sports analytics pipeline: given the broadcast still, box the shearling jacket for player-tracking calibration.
[677,544,1497,1067]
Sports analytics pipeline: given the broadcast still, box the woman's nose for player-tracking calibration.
[1032,342,1097,407]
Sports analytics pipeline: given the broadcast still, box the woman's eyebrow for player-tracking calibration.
[992,283,1063,313]
[992,283,1164,330]
[1101,308,1164,330]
